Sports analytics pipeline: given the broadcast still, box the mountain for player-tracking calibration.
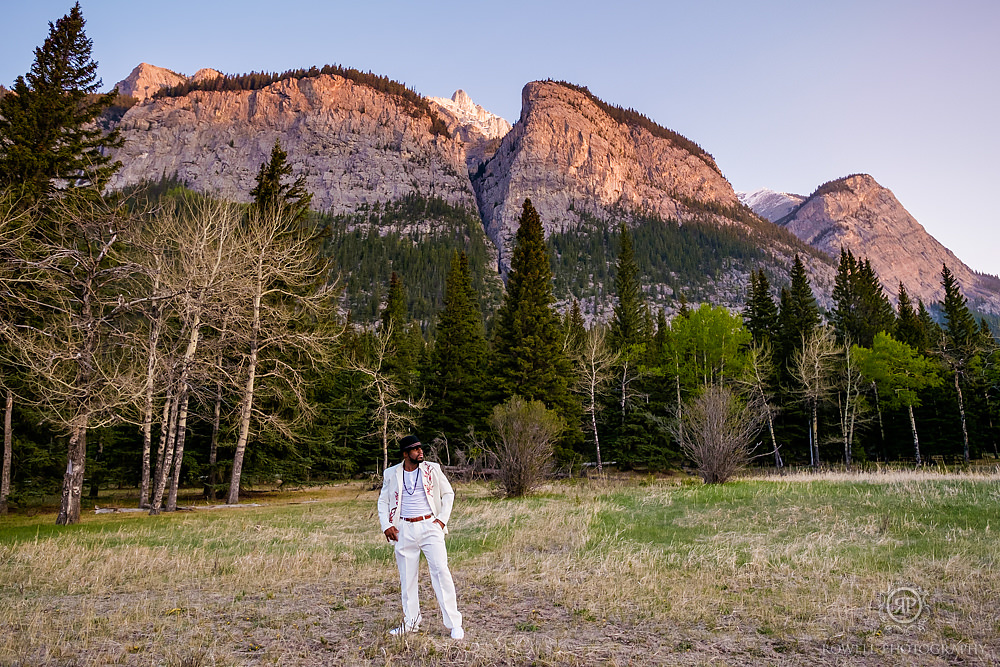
[107,72,477,215]
[737,188,805,223]
[428,89,512,174]
[113,63,187,101]
[469,80,832,311]
[104,64,1000,320]
[763,174,1000,314]
[427,89,511,143]
[473,81,736,256]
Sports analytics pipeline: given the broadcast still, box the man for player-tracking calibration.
[378,435,464,639]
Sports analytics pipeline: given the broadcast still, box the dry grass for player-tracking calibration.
[2,474,999,665]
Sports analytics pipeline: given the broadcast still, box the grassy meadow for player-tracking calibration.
[2,471,999,666]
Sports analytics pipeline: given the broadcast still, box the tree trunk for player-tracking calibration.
[871,381,885,459]
[228,259,264,505]
[166,391,190,511]
[839,393,851,468]
[149,391,180,515]
[590,383,603,474]
[847,392,858,468]
[675,364,683,442]
[56,419,88,525]
[767,408,782,468]
[139,308,163,509]
[149,383,173,511]
[205,380,222,499]
[908,403,921,466]
[813,400,820,467]
[1,389,13,515]
[954,373,970,463]
[619,359,629,423]
[228,336,258,505]
[380,408,389,473]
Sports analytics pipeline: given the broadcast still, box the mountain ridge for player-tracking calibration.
[104,62,998,318]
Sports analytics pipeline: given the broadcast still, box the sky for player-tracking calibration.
[3,0,998,275]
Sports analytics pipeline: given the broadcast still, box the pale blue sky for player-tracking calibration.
[3,0,998,275]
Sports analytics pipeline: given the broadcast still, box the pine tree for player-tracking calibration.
[938,263,979,463]
[777,255,821,367]
[610,222,643,348]
[491,199,577,423]
[940,264,977,352]
[743,269,778,344]
[564,299,586,353]
[917,300,941,347]
[895,282,925,351]
[249,139,312,222]
[0,3,122,201]
[424,252,488,445]
[830,249,894,347]
[380,271,417,384]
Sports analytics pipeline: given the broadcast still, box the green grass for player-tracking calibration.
[2,474,999,665]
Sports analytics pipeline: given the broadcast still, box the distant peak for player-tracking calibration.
[192,68,223,83]
[451,89,473,108]
[114,63,188,101]
[428,90,512,141]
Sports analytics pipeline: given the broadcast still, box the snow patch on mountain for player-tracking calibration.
[737,188,805,222]
[428,90,512,141]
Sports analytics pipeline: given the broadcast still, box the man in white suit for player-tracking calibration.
[378,435,464,639]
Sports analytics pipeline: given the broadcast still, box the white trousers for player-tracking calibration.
[394,518,461,630]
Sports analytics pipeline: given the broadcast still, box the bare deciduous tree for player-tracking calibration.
[0,194,147,524]
[835,343,868,468]
[572,326,617,473]
[226,208,339,505]
[792,326,840,467]
[735,341,782,468]
[488,396,563,497]
[347,323,427,473]
[0,193,34,514]
[671,385,766,484]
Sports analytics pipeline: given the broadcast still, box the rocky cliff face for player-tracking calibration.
[778,174,1000,314]
[108,73,477,215]
[113,63,187,101]
[471,81,742,269]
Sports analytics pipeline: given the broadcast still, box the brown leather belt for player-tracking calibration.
[403,514,433,522]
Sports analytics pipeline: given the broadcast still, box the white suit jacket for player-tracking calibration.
[378,461,455,534]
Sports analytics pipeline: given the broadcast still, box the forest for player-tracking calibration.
[1,4,998,525]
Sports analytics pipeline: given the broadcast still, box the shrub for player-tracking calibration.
[671,385,766,484]
[488,396,563,497]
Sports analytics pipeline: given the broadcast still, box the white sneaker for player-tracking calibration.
[389,620,420,635]
[450,626,465,640]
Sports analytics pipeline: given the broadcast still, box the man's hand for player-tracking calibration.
[384,526,399,542]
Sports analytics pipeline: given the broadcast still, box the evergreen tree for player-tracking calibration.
[940,264,977,352]
[777,255,821,367]
[938,263,980,463]
[424,252,488,445]
[0,3,122,201]
[491,199,577,425]
[380,272,417,384]
[249,139,312,222]
[895,282,926,352]
[564,299,586,353]
[830,249,895,347]
[610,222,643,348]
[743,269,779,344]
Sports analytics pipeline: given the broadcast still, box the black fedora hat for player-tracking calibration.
[398,435,422,453]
